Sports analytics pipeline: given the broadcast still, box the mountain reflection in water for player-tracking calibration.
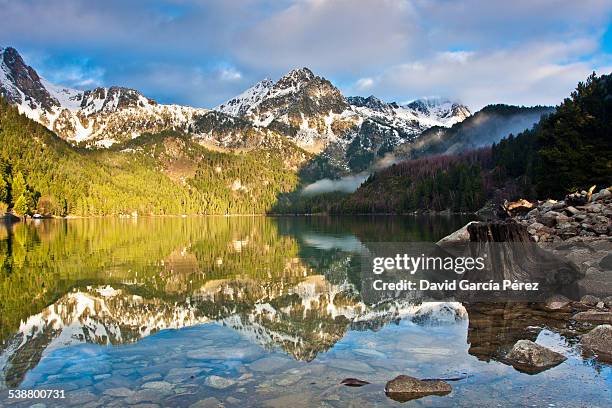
[0,216,610,408]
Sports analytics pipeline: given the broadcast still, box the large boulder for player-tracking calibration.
[581,325,612,361]
[580,294,601,307]
[543,295,572,312]
[385,375,451,402]
[504,340,566,374]
[572,311,612,324]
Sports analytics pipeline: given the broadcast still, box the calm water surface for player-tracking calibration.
[0,216,610,407]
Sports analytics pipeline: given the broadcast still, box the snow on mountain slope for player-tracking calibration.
[1,45,472,172]
[0,47,209,147]
[215,71,471,172]
[215,78,273,117]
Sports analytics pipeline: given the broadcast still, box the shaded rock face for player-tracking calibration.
[0,47,58,110]
[463,221,583,292]
[504,340,566,374]
[385,375,451,402]
[580,295,601,307]
[581,324,612,361]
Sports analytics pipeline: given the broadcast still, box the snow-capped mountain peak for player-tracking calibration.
[0,46,210,147]
[403,97,471,126]
[215,78,273,117]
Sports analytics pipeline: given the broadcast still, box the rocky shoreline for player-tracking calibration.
[440,187,612,372]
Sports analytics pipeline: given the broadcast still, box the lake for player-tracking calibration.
[0,216,610,407]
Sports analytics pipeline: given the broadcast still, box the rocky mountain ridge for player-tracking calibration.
[0,47,212,147]
[1,47,471,158]
[216,69,472,172]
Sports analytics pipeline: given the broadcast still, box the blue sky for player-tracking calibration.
[1,0,611,110]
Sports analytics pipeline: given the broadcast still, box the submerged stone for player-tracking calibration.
[385,375,451,402]
[504,340,566,374]
[204,375,236,389]
[189,397,221,408]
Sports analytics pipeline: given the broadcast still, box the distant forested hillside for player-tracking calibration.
[394,104,554,160]
[0,98,306,216]
[289,73,611,214]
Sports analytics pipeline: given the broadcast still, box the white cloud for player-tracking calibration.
[1,0,610,107]
[345,38,609,109]
[219,67,242,81]
[355,77,374,91]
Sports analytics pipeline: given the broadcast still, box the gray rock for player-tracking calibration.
[141,373,163,381]
[565,206,580,216]
[204,375,236,389]
[574,213,588,221]
[599,253,612,270]
[544,295,571,311]
[103,387,135,397]
[385,375,451,402]
[573,311,612,324]
[527,222,544,234]
[189,397,221,408]
[580,294,601,306]
[538,212,560,227]
[141,381,173,393]
[165,367,202,382]
[504,340,566,374]
[126,389,166,404]
[581,325,612,361]
[585,203,604,213]
[67,391,97,405]
[592,188,611,201]
[603,296,612,308]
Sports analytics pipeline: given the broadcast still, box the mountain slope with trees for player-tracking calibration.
[294,73,610,214]
[0,98,307,216]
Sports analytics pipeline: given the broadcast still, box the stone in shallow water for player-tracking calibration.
[189,397,221,408]
[504,340,567,374]
[248,356,290,373]
[141,373,163,381]
[385,375,451,402]
[103,387,135,397]
[141,381,174,393]
[275,374,302,386]
[67,390,98,405]
[226,396,241,404]
[165,367,202,382]
[204,375,236,389]
[126,389,167,404]
[263,392,313,408]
